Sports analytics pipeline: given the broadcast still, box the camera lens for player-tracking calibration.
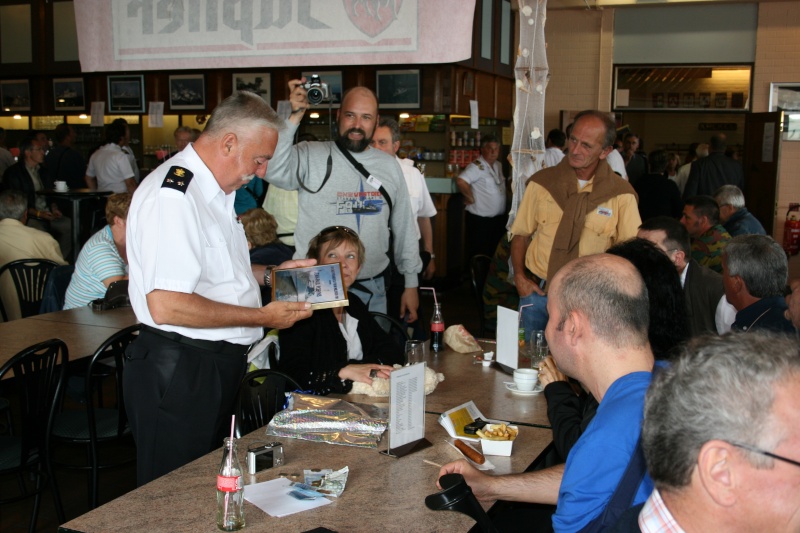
[307,87,324,106]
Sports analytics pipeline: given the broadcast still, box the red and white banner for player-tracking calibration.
[74,0,476,72]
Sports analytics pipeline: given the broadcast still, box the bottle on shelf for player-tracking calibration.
[217,437,245,531]
[431,302,445,353]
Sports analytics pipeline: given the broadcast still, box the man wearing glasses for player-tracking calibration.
[612,332,800,532]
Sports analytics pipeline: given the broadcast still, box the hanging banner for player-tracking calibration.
[74,0,475,72]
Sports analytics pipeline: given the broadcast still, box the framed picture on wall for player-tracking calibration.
[769,82,800,141]
[715,92,728,108]
[0,79,31,111]
[667,93,680,108]
[53,78,85,111]
[300,70,343,107]
[233,73,270,104]
[698,92,711,108]
[682,93,695,108]
[169,74,206,110]
[376,69,421,109]
[108,75,145,113]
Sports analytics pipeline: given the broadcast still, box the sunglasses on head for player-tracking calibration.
[319,225,359,239]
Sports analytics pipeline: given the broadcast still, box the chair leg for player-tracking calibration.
[45,440,66,524]
[90,440,99,509]
[29,465,43,533]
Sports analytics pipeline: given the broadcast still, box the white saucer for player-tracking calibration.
[504,382,543,395]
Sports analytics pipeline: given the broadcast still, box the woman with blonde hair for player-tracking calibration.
[240,208,292,301]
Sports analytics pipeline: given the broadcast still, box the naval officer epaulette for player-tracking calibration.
[162,166,194,193]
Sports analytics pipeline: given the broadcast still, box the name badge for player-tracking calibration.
[366,175,383,190]
[596,207,613,217]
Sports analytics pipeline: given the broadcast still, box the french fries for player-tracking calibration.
[476,423,518,441]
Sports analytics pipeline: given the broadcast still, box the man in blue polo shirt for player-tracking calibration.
[437,253,654,532]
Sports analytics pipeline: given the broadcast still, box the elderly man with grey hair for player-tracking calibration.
[611,333,800,532]
[722,234,793,333]
[125,91,315,485]
[713,184,766,237]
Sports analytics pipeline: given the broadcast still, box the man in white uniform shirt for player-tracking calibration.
[124,91,314,486]
[457,134,507,259]
[85,120,137,194]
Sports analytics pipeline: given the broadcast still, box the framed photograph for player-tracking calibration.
[769,82,800,141]
[53,78,85,111]
[233,73,270,104]
[107,75,144,113]
[300,70,343,108]
[0,80,31,111]
[667,93,680,108]
[376,69,420,109]
[651,93,664,108]
[699,92,711,108]
[731,92,745,109]
[715,92,728,109]
[682,93,695,108]
[169,74,206,110]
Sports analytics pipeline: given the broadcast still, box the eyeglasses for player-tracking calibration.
[319,225,359,239]
[727,441,800,469]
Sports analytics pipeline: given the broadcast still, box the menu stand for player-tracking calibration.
[379,363,432,458]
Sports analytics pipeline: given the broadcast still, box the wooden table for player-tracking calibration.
[58,416,553,533]
[0,307,138,370]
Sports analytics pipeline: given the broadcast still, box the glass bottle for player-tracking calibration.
[431,303,445,353]
[217,437,245,531]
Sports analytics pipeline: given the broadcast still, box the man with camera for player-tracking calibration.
[264,76,422,321]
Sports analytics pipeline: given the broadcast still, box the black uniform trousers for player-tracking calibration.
[123,329,248,486]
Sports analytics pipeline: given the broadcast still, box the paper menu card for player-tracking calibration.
[438,401,496,443]
[496,306,520,371]
[244,477,331,517]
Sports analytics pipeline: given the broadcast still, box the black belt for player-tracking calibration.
[524,267,546,289]
[141,325,254,357]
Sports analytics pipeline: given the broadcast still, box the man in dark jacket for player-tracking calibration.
[683,133,744,198]
[714,184,766,236]
[633,149,683,222]
[45,123,86,190]
[1,135,71,258]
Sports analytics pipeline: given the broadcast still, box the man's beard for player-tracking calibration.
[339,128,371,153]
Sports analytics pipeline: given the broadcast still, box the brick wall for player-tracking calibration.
[754,1,800,238]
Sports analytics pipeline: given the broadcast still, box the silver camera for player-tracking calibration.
[246,442,284,475]
[303,74,329,106]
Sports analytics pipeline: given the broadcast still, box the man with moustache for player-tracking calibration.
[510,110,641,333]
[125,92,314,485]
[265,78,422,321]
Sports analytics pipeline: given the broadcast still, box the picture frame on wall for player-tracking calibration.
[376,69,421,109]
[769,82,800,141]
[169,74,206,110]
[698,92,711,108]
[0,79,31,111]
[233,73,271,104]
[682,93,695,108]
[300,70,343,107]
[667,93,680,108]
[53,78,85,111]
[715,92,728,108]
[108,75,145,113]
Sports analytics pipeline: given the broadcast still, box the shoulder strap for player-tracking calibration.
[295,142,334,195]
[334,138,393,213]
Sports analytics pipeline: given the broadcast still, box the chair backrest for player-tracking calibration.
[370,311,411,350]
[84,324,142,439]
[39,264,75,314]
[0,338,68,467]
[0,258,60,321]
[233,369,301,438]
[470,255,492,338]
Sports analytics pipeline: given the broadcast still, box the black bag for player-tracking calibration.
[91,280,131,310]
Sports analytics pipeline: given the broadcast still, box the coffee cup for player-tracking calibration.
[54,181,68,192]
[513,368,539,391]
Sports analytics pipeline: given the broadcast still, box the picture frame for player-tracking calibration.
[169,74,206,110]
[682,93,695,108]
[107,75,145,113]
[0,79,31,111]
[667,93,680,108]
[698,92,711,108]
[300,70,343,108]
[715,92,728,109]
[233,73,270,104]
[769,82,800,141]
[53,78,85,111]
[376,69,421,109]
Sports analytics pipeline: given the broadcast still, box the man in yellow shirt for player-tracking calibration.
[510,110,641,334]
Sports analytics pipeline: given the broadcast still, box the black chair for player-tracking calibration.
[38,264,75,314]
[0,339,68,532]
[369,311,411,352]
[470,255,492,338]
[49,324,140,510]
[233,369,301,438]
[0,259,60,321]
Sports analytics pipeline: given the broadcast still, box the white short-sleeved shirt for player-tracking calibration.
[126,144,262,344]
[458,156,506,217]
[397,157,437,240]
[605,150,629,181]
[543,147,565,169]
[86,143,135,193]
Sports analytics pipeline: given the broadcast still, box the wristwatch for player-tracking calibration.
[263,265,277,287]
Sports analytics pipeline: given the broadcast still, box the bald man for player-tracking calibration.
[264,80,422,322]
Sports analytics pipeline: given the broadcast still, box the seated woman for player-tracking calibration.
[240,207,293,302]
[63,193,131,309]
[277,226,404,395]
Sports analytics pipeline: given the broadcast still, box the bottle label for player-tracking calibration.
[431,322,445,332]
[217,475,242,492]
